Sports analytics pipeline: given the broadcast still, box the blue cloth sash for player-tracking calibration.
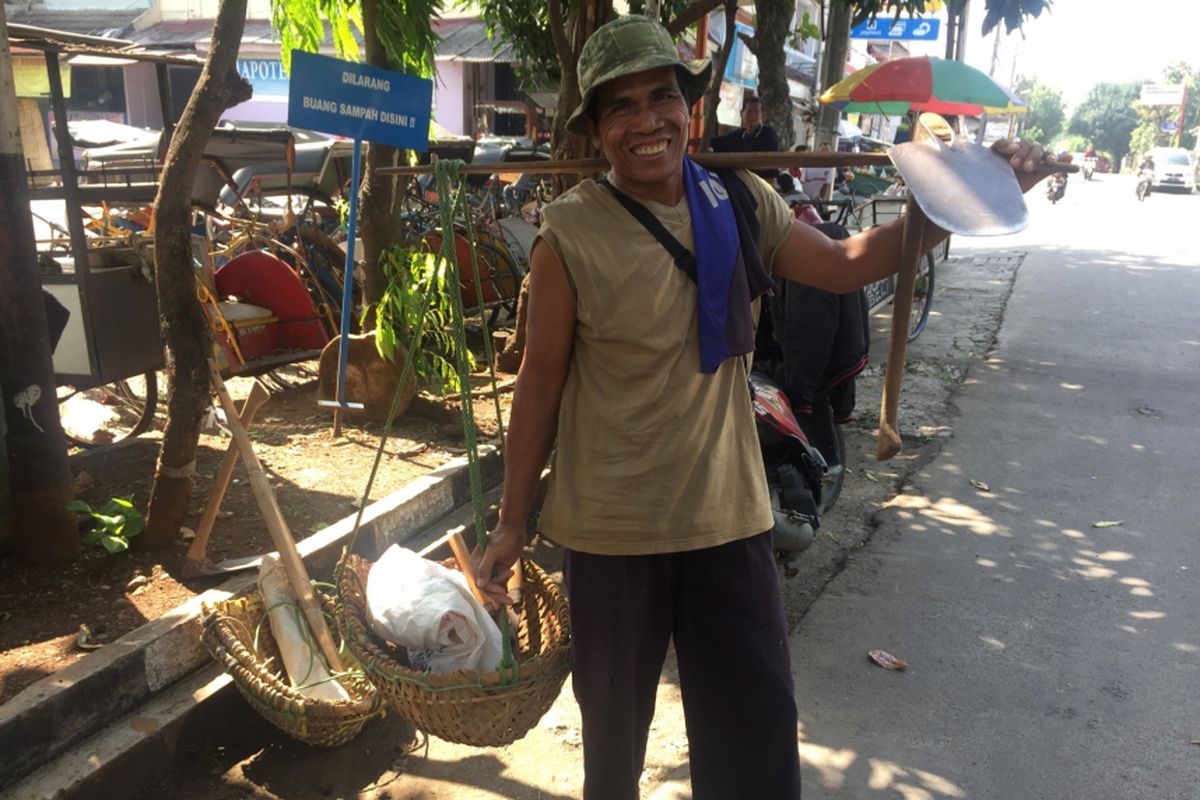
[684,158,743,373]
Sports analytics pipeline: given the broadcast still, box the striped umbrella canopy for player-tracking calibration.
[820,56,1027,116]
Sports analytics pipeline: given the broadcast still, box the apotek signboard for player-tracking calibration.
[287,50,432,151]
[1139,84,1186,107]
[850,17,940,41]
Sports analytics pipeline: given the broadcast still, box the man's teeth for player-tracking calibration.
[633,141,667,156]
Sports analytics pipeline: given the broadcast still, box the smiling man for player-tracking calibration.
[474,14,1058,800]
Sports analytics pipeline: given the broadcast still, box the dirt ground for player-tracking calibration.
[4,247,1026,798]
[0,354,513,705]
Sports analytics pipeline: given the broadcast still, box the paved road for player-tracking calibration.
[793,173,1200,799]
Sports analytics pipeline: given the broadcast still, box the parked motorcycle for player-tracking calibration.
[750,371,828,577]
[1136,168,1154,201]
[1083,157,1096,180]
[1046,172,1067,204]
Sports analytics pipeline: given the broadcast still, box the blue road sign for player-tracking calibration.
[1162,120,1179,132]
[850,17,941,41]
[287,50,432,151]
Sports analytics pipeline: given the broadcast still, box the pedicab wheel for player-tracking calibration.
[906,253,935,343]
[200,592,384,747]
[820,420,847,515]
[335,552,571,748]
[57,371,158,448]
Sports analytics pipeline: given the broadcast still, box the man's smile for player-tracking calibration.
[631,139,669,157]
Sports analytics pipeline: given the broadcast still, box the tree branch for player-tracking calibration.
[548,0,574,78]
[666,0,724,36]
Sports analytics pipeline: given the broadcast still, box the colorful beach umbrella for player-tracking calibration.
[820,56,1027,116]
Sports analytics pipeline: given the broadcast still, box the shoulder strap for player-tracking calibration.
[597,177,698,284]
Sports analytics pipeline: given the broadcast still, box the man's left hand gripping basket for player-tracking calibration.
[335,552,571,747]
[201,593,384,747]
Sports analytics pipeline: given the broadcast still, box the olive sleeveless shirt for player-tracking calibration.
[535,170,795,555]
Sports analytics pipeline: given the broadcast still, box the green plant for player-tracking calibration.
[68,496,145,553]
[365,246,474,395]
[790,12,820,48]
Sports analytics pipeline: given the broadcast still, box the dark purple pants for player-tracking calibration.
[564,532,801,800]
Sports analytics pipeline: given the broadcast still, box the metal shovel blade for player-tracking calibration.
[888,132,1029,237]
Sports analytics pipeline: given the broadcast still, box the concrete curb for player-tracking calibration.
[0,449,501,794]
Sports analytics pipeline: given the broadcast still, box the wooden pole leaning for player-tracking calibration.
[205,358,345,673]
[875,196,928,461]
[181,379,271,578]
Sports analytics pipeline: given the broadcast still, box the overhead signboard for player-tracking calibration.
[287,50,432,151]
[850,17,941,41]
[1139,83,1186,107]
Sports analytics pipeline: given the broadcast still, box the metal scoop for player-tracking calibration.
[887,114,1029,236]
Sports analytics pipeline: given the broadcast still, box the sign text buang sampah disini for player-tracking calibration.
[287,50,432,151]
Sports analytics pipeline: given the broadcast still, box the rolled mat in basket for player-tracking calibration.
[335,552,571,748]
[201,593,384,747]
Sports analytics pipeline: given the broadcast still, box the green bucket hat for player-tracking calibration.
[566,14,712,137]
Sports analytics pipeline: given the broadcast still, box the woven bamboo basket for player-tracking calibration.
[201,593,384,747]
[335,552,571,747]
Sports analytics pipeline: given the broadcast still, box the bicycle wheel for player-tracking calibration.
[907,252,935,342]
[57,371,158,447]
[820,421,846,515]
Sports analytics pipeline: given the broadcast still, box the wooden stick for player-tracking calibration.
[876,196,928,461]
[381,151,892,177]
[181,380,270,578]
[447,530,490,608]
[379,150,1078,178]
[205,358,345,672]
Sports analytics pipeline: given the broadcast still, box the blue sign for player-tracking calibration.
[238,59,289,97]
[850,17,941,41]
[1162,120,1178,132]
[287,50,432,151]
[723,22,759,89]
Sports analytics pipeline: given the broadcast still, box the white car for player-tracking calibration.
[1149,147,1196,192]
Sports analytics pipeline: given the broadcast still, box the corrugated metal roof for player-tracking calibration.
[5,8,140,37]
[125,19,281,48]
[435,19,513,63]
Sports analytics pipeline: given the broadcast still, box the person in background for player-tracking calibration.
[711,94,781,183]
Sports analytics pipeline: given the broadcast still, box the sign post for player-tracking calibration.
[287,50,432,416]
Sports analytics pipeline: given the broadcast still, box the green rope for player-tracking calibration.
[434,159,519,682]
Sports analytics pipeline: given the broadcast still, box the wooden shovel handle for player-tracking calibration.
[206,359,345,673]
[876,196,928,461]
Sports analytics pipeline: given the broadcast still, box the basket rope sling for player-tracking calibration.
[332,158,571,748]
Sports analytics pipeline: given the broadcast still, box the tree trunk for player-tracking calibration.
[142,0,252,549]
[816,0,851,145]
[700,2,739,150]
[548,0,609,191]
[359,0,405,314]
[744,0,795,149]
[0,9,81,563]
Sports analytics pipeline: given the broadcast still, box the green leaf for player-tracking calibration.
[970,479,991,492]
[864,470,879,482]
[825,531,841,543]
[100,535,130,554]
[82,529,103,545]
[1091,520,1124,528]
[67,500,94,514]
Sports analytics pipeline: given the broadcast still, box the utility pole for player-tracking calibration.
[0,6,82,563]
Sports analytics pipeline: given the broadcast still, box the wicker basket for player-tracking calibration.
[336,552,571,747]
[201,593,384,747]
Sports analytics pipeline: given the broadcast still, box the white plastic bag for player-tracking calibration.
[257,554,350,703]
[366,544,504,673]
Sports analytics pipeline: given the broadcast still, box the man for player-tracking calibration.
[710,93,781,182]
[475,14,1059,799]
